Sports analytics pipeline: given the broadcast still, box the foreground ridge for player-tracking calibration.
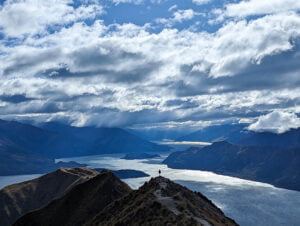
[87,176,237,226]
[0,167,99,226]
[13,169,238,226]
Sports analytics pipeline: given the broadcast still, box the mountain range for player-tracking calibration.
[39,122,169,157]
[0,119,168,175]
[163,141,300,191]
[4,168,237,226]
[178,123,300,148]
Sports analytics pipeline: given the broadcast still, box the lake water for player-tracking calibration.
[1,153,300,226]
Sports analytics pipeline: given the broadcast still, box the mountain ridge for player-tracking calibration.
[0,119,169,176]
[0,167,99,226]
[177,123,300,147]
[163,141,300,191]
[13,169,237,226]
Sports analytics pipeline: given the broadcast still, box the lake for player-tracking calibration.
[1,153,300,226]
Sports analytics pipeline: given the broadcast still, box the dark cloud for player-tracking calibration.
[38,47,162,83]
[1,0,300,130]
[164,99,199,109]
[3,48,61,76]
[175,40,300,97]
[0,94,34,103]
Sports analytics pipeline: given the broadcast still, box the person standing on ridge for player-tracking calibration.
[159,169,161,176]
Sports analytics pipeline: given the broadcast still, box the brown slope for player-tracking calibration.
[14,171,132,226]
[86,176,238,226]
[14,174,237,226]
[0,167,98,226]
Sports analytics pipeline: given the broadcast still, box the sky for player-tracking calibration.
[0,0,300,134]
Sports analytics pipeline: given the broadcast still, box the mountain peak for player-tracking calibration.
[85,175,238,226]
[212,140,234,147]
[55,167,99,177]
[140,176,238,226]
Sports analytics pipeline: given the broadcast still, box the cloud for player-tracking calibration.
[0,0,300,129]
[0,94,34,103]
[192,0,212,6]
[156,9,201,27]
[0,0,103,37]
[224,0,300,18]
[248,110,300,133]
[168,5,177,12]
[192,12,300,78]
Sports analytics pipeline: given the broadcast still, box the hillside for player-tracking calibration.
[0,119,169,175]
[163,141,300,191]
[0,119,168,158]
[40,122,169,157]
[178,123,300,148]
[177,124,247,143]
[237,128,300,147]
[0,140,85,176]
[0,168,99,226]
[87,176,237,226]
[13,171,132,226]
[14,170,237,226]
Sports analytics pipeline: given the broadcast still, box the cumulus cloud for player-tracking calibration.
[0,0,300,129]
[0,0,103,37]
[248,111,300,133]
[224,0,300,18]
[192,12,300,78]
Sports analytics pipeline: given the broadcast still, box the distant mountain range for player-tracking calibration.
[5,168,237,226]
[178,123,300,147]
[126,128,192,141]
[39,122,169,157]
[0,119,169,175]
[164,141,300,191]
[0,133,86,175]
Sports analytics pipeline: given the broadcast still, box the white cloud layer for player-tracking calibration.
[0,0,103,37]
[0,0,300,130]
[248,111,300,134]
[224,0,300,18]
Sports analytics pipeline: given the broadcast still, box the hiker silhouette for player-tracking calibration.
[159,169,161,176]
